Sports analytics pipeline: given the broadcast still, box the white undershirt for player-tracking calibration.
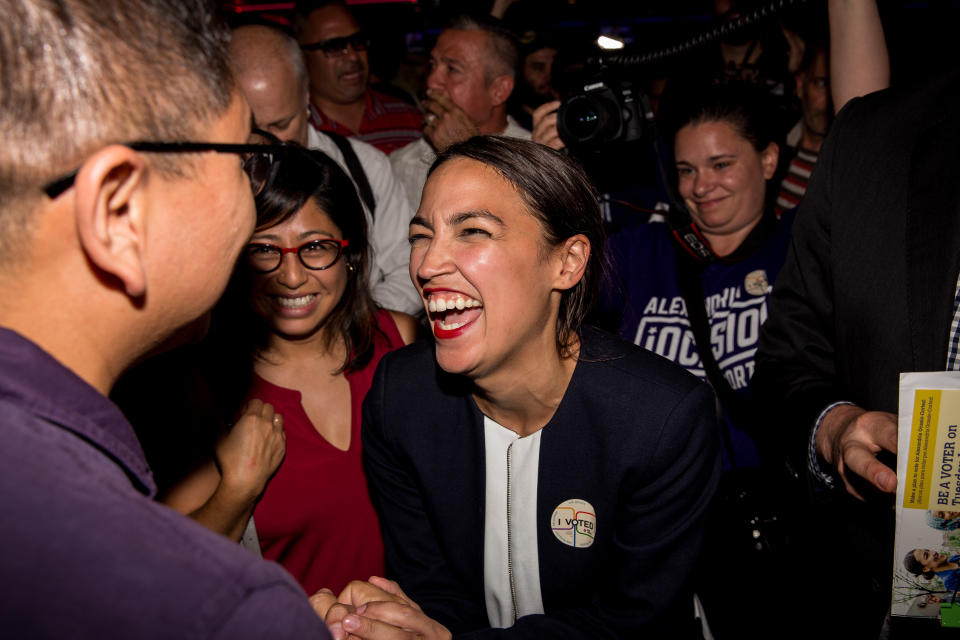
[482,416,545,628]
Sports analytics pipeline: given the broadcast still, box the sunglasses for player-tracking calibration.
[299,31,370,58]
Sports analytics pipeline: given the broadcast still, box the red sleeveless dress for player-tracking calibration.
[252,310,404,594]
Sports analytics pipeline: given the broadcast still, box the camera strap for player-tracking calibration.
[671,221,716,261]
[676,253,742,468]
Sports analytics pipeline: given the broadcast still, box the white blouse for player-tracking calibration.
[482,415,545,628]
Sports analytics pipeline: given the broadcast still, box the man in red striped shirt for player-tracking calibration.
[295,1,422,155]
[775,44,831,215]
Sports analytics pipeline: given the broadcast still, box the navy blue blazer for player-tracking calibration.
[362,327,720,638]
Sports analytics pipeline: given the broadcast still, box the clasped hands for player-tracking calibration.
[310,577,451,640]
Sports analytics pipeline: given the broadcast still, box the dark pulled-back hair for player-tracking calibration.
[665,83,779,153]
[238,145,379,374]
[429,136,604,358]
[904,550,936,579]
[0,0,235,263]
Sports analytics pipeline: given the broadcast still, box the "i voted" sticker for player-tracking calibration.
[550,498,596,549]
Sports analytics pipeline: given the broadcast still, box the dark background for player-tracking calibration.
[225,0,960,86]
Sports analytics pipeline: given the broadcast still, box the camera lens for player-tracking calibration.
[562,96,602,141]
[558,90,623,150]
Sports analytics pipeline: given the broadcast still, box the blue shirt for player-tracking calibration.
[0,328,330,638]
[938,554,960,593]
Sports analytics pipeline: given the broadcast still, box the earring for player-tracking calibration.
[346,263,355,273]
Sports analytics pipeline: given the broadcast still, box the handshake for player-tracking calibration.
[310,577,452,640]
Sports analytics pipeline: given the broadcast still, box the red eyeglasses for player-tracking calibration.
[244,239,350,273]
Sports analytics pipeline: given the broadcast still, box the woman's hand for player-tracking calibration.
[320,577,452,640]
[215,398,286,502]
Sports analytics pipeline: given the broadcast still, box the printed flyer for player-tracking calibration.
[893,372,960,618]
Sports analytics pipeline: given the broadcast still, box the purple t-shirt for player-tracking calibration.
[0,328,330,638]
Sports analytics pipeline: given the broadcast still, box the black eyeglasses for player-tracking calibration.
[42,141,285,199]
[299,31,370,58]
[244,239,351,273]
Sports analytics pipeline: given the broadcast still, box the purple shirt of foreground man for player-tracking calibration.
[0,0,329,635]
[0,329,327,637]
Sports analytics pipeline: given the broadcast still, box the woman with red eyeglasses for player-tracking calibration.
[164,145,417,595]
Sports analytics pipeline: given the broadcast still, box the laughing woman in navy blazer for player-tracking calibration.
[314,136,720,639]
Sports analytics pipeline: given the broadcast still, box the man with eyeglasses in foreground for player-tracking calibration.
[295,0,422,155]
[0,0,332,637]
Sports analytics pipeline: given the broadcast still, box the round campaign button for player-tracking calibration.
[744,269,770,296]
[550,498,596,549]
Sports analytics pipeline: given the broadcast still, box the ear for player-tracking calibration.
[760,141,779,180]
[553,234,590,292]
[73,145,150,299]
[488,74,514,108]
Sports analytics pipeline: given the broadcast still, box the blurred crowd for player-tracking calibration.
[3,0,959,639]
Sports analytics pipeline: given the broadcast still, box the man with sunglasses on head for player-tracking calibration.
[295,0,422,155]
[0,0,332,637]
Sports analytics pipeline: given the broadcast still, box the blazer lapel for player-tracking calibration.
[433,369,487,592]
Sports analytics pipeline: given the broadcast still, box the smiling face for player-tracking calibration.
[409,158,565,380]
[913,549,949,573]
[247,199,348,341]
[674,119,777,256]
[298,5,368,106]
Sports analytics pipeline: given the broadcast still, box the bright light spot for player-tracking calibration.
[597,35,624,50]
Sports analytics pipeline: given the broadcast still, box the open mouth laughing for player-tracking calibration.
[424,290,483,337]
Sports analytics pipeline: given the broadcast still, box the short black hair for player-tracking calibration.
[293,0,351,39]
[904,550,936,579]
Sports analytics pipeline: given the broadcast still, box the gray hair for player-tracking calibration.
[445,14,519,83]
[0,0,235,258]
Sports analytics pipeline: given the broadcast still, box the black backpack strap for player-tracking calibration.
[322,130,376,216]
[676,255,748,468]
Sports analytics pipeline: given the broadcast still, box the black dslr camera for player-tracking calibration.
[557,72,652,156]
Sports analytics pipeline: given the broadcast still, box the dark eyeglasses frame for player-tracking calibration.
[42,141,288,199]
[245,239,351,273]
[299,31,370,58]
